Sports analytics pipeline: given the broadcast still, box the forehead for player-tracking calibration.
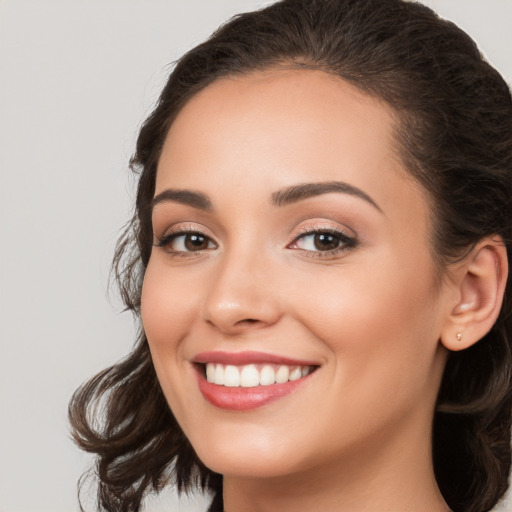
[156,68,428,222]
[158,68,406,182]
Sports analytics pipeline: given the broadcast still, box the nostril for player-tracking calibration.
[236,318,259,325]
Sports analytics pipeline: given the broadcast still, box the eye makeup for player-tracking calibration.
[153,221,358,261]
[288,226,358,258]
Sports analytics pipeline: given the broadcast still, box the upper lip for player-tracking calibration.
[192,350,320,366]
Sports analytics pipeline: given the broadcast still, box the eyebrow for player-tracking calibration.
[271,181,382,212]
[151,189,213,211]
[151,180,381,213]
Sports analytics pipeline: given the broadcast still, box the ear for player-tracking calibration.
[440,237,508,351]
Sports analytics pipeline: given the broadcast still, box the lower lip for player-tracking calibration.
[196,371,312,411]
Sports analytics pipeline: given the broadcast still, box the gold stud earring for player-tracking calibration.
[456,333,462,342]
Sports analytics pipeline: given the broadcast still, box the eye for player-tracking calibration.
[289,228,357,255]
[295,232,341,251]
[156,231,217,253]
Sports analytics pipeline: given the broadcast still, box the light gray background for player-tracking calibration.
[1,1,511,511]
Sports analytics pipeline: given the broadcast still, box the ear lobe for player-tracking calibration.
[440,238,508,352]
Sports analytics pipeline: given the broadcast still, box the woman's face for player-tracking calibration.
[142,69,452,479]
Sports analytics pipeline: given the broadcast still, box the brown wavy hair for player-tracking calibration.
[69,0,512,511]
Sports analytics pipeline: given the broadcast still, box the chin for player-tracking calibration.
[188,427,306,479]
[200,452,300,480]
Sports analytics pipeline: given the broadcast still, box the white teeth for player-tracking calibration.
[224,365,240,387]
[289,367,302,381]
[204,362,313,387]
[275,365,290,384]
[259,365,275,386]
[206,363,216,383]
[214,364,225,385]
[241,365,260,387]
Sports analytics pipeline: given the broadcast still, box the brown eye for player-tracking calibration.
[156,231,217,253]
[313,233,340,251]
[184,233,210,251]
[289,229,357,256]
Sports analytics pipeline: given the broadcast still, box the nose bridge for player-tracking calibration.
[203,237,280,332]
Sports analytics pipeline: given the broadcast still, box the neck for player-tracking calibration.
[221,412,450,512]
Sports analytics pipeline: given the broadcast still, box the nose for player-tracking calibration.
[202,249,282,335]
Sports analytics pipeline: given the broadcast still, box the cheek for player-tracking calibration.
[289,264,442,455]
[140,261,199,420]
[140,260,200,403]
[141,260,196,348]
[292,255,441,390]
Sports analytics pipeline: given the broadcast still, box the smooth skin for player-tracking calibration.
[141,69,507,512]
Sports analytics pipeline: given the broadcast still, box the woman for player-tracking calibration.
[69,0,512,511]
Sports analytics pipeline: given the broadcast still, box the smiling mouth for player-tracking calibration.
[201,362,317,388]
[192,351,320,410]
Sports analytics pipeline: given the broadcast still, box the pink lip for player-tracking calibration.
[193,350,318,366]
[192,351,319,411]
[196,376,311,410]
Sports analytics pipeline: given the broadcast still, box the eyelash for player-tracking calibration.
[154,226,358,259]
[288,226,358,258]
[155,227,217,258]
